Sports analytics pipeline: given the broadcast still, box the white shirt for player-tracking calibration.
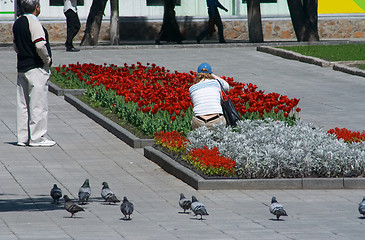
[64,0,77,13]
[189,78,229,116]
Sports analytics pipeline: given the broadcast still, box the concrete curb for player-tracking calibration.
[257,46,332,67]
[49,82,86,96]
[63,93,155,148]
[257,46,365,78]
[333,63,365,78]
[144,146,365,190]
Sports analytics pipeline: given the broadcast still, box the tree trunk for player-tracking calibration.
[110,0,119,45]
[81,0,108,46]
[247,0,263,43]
[303,0,319,41]
[287,0,319,42]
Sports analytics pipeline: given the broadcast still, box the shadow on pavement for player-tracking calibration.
[0,195,63,212]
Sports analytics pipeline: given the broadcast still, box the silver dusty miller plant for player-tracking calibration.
[187,119,365,179]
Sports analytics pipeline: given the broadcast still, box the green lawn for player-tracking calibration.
[279,44,365,62]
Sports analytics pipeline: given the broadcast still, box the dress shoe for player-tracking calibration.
[66,47,80,52]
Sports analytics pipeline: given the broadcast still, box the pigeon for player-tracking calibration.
[63,195,85,218]
[179,193,191,213]
[190,196,209,220]
[50,184,62,204]
[269,197,288,220]
[358,196,365,217]
[120,196,134,220]
[78,179,91,205]
[101,182,120,204]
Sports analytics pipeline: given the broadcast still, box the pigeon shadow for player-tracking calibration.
[269,218,285,221]
[178,211,191,214]
[120,217,132,221]
[101,202,120,205]
[190,217,207,221]
[0,195,63,212]
[63,216,84,219]
[358,216,365,219]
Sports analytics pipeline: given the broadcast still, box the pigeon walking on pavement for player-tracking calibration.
[63,195,85,218]
[120,196,134,220]
[101,181,120,204]
[190,196,209,220]
[358,196,365,217]
[269,197,288,220]
[50,184,62,204]
[179,193,191,213]
[78,179,91,205]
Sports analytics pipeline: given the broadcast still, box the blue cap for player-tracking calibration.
[197,63,212,73]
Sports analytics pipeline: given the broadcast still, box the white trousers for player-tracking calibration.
[17,67,50,144]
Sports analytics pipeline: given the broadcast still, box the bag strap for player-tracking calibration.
[216,79,228,99]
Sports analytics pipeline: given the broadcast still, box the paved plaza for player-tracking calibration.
[1,43,365,239]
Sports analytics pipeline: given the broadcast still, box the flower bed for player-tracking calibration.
[52,62,301,136]
[51,62,365,179]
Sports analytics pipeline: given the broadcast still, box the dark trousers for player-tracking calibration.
[64,9,81,48]
[197,13,225,43]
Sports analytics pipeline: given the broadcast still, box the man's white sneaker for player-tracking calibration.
[17,142,27,146]
[29,138,56,147]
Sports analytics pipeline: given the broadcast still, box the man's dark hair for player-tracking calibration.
[21,0,40,14]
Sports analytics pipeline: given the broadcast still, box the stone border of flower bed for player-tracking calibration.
[256,46,365,78]
[49,82,86,97]
[144,146,365,190]
[63,93,155,148]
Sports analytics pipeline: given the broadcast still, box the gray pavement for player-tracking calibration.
[1,44,365,240]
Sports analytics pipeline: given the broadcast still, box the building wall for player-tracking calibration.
[1,17,364,44]
[1,0,364,44]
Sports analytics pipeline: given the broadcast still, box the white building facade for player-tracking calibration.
[0,0,290,21]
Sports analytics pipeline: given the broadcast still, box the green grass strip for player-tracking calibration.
[279,44,365,62]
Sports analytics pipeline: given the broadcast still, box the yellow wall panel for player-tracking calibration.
[319,0,365,14]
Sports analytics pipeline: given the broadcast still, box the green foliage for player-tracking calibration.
[50,67,88,89]
[84,86,193,137]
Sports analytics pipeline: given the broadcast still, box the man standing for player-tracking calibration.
[196,0,228,44]
[64,0,80,52]
[13,0,56,147]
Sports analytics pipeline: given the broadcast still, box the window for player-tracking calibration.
[49,0,84,6]
[146,0,181,6]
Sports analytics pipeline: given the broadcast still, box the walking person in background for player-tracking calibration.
[13,0,56,147]
[189,63,229,130]
[196,0,228,44]
[155,0,185,45]
[64,0,80,52]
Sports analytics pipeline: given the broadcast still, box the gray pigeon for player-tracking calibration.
[63,195,84,218]
[78,179,91,205]
[269,197,288,220]
[101,182,120,204]
[120,196,134,220]
[358,196,365,217]
[179,193,191,213]
[50,184,62,204]
[190,196,209,220]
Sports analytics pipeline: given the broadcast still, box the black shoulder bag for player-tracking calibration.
[216,80,241,127]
